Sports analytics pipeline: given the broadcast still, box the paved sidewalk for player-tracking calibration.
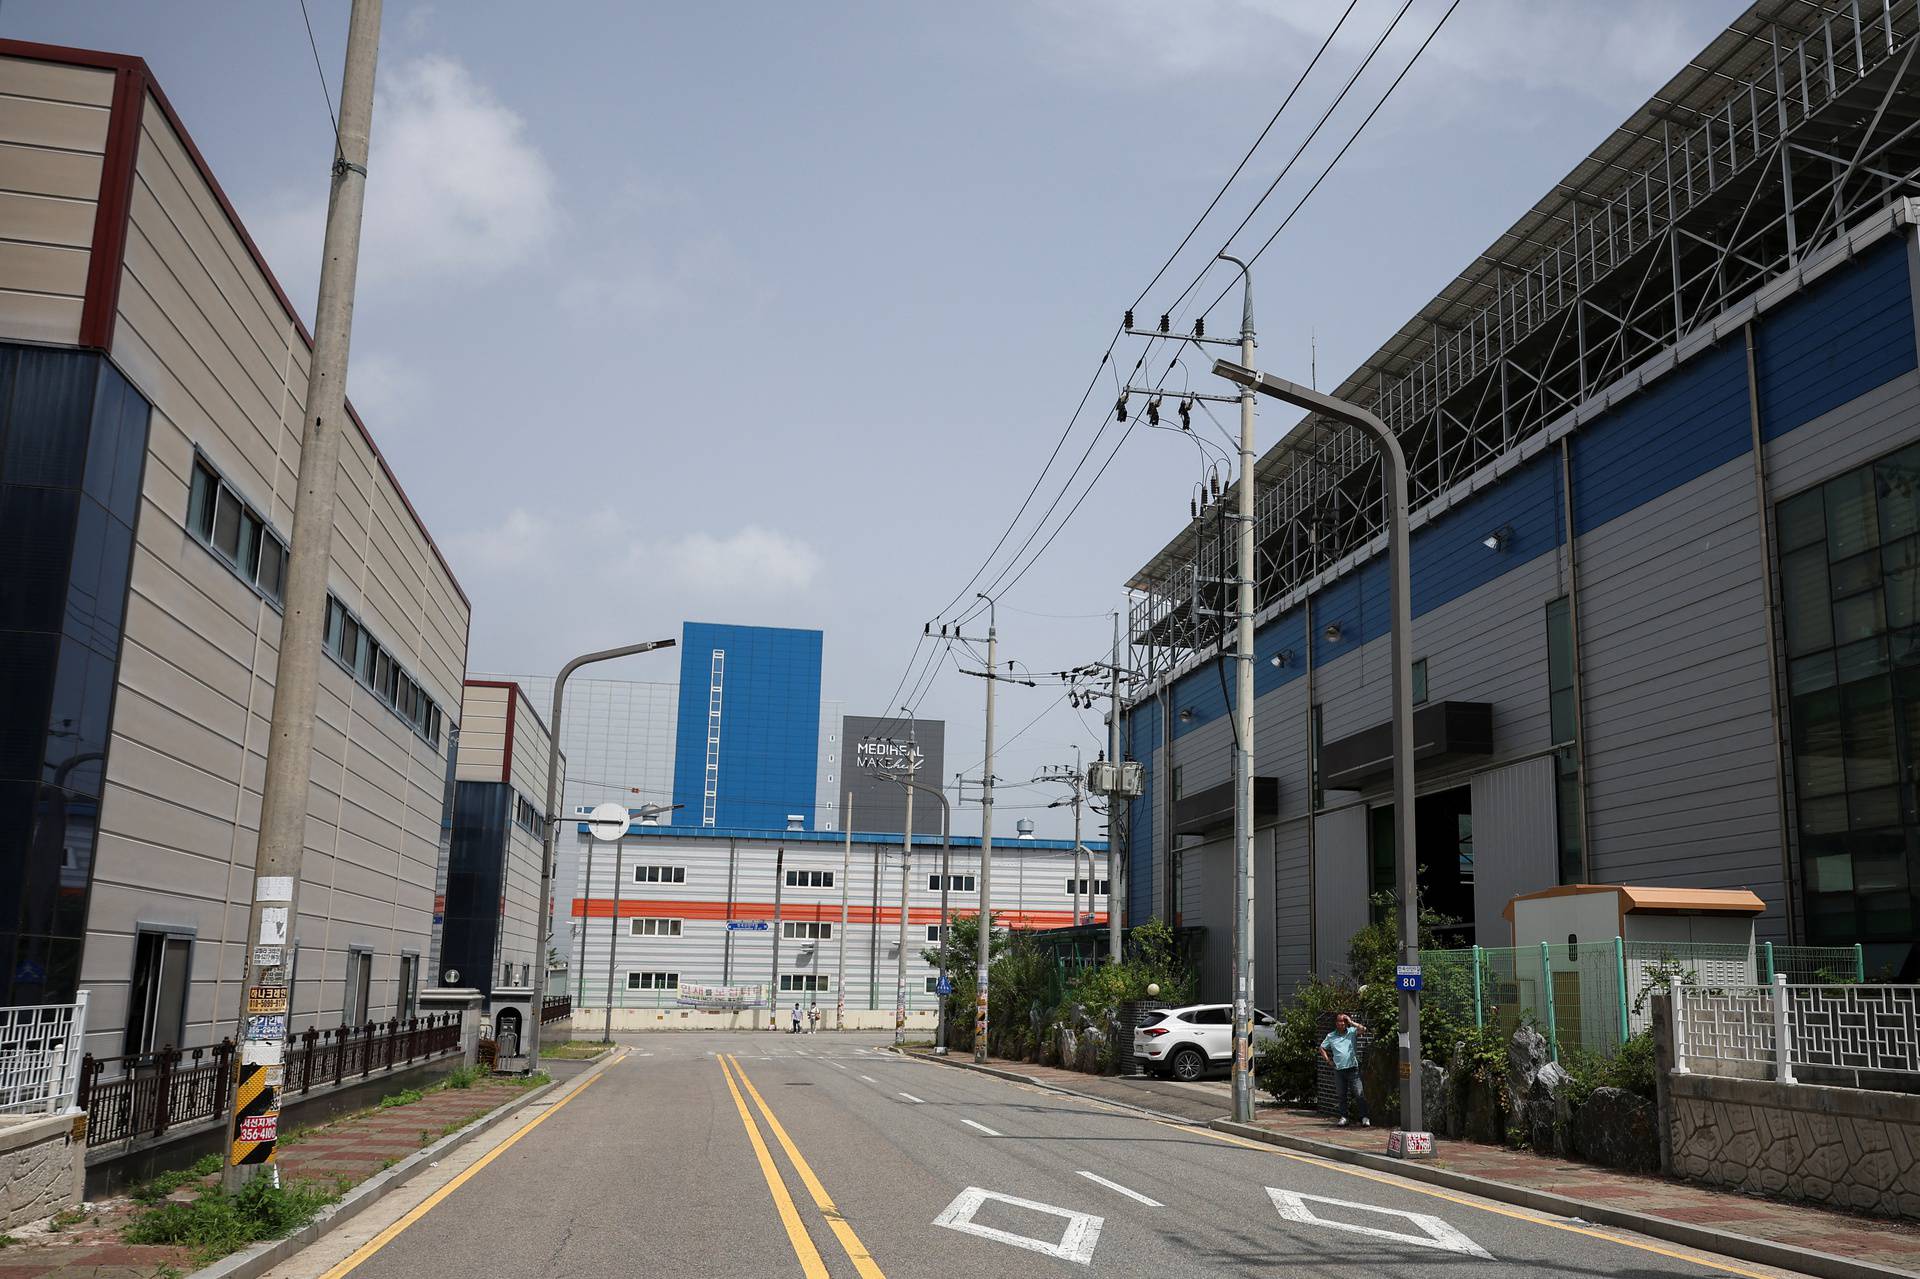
[0,1075,544,1279]
[918,1051,1920,1278]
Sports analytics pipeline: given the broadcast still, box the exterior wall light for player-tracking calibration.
[1323,623,1342,643]
[1270,649,1294,668]
[1482,525,1513,551]
[1179,707,1195,722]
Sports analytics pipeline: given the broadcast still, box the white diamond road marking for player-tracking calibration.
[961,1119,1002,1136]
[1266,1189,1490,1258]
[933,1187,1103,1265]
[1075,1170,1162,1207]
[899,1092,926,1104]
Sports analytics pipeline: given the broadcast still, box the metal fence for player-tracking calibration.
[541,995,570,1025]
[79,1013,463,1150]
[0,995,88,1115]
[1673,979,1920,1084]
[1418,940,1867,1060]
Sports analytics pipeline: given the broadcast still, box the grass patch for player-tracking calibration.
[122,1178,337,1265]
[512,1071,551,1088]
[541,1041,612,1059]
[0,1234,16,1247]
[375,1086,426,1109]
[440,1064,484,1090]
[130,1153,224,1204]
[46,1208,85,1232]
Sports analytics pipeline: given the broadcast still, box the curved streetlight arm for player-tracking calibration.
[528,638,676,1066]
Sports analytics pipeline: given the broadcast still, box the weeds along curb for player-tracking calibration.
[190,1066,589,1279]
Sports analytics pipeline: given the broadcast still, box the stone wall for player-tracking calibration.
[0,1113,82,1230]
[1669,1072,1920,1218]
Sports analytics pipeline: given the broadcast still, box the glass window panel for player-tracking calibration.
[1808,849,1854,893]
[357,637,376,683]
[1831,550,1879,597]
[258,536,285,602]
[1842,677,1898,788]
[0,484,79,633]
[1412,658,1429,706]
[1789,652,1836,695]
[1546,598,1573,692]
[1833,589,1885,645]
[1777,487,1827,552]
[1807,893,1857,943]
[1887,567,1920,630]
[1876,444,1920,544]
[1549,688,1576,744]
[1853,837,1909,892]
[1800,795,1849,835]
[187,463,217,540]
[211,487,241,560]
[1792,689,1846,797]
[1862,892,1912,937]
[1849,788,1901,830]
[3,349,95,488]
[1780,548,1835,656]
[1835,636,1889,684]
[1825,468,1879,559]
[235,508,259,578]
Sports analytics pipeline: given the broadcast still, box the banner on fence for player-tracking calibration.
[676,983,766,1009]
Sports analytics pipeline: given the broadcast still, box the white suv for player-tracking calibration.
[1134,1003,1279,1082]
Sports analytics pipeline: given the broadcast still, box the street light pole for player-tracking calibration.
[1212,357,1425,1147]
[1217,253,1259,1127]
[835,790,851,1030]
[529,638,676,1069]
[894,755,915,1044]
[602,832,624,1044]
[872,766,952,1053]
[975,594,997,1063]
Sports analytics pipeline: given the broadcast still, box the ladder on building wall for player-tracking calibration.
[702,651,725,826]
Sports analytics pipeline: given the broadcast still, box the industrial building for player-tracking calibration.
[564,824,1108,1020]
[1118,1,1920,1004]
[0,41,469,1060]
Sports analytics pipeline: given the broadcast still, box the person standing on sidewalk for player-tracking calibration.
[791,1002,803,1034]
[1318,1013,1371,1127]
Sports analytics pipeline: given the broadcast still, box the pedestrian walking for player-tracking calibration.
[1318,1012,1371,1127]
[791,1002,803,1034]
[807,1002,819,1034]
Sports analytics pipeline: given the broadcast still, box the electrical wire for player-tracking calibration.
[296,0,343,161]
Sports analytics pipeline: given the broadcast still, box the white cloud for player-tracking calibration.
[346,351,427,428]
[450,508,820,598]
[555,232,758,324]
[251,53,557,305]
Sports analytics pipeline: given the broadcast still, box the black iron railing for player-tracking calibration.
[541,995,570,1025]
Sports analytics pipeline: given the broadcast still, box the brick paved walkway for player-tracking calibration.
[0,1076,538,1279]
[941,1053,1920,1276]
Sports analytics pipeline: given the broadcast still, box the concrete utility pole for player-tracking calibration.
[225,0,380,1189]
[770,848,785,1031]
[1212,357,1426,1150]
[530,638,676,1068]
[1109,611,1124,964]
[976,598,997,1064]
[894,751,916,1044]
[835,791,851,1030]
[1071,749,1085,926]
[875,764,953,1053]
[1219,254,1259,1127]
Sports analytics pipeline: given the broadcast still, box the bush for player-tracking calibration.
[1561,1029,1657,1106]
[440,1064,484,1090]
[123,1178,337,1263]
[1258,977,1355,1102]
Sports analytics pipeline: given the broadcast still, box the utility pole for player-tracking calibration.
[1072,750,1085,926]
[835,791,851,1030]
[770,848,785,1031]
[872,765,952,1052]
[225,0,380,1189]
[1222,253,1259,1126]
[894,751,916,1044]
[977,606,996,1065]
[1108,612,1124,963]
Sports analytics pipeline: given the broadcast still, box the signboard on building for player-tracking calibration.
[841,715,945,836]
[676,983,766,1009]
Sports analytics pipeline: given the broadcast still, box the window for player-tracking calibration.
[779,975,830,992]
[634,865,687,884]
[785,869,833,887]
[1309,703,1324,809]
[1778,446,1920,944]
[782,921,832,939]
[398,954,418,1020]
[1066,878,1110,896]
[1546,598,1583,883]
[627,971,678,990]
[514,795,539,834]
[629,918,683,937]
[185,455,290,606]
[924,976,942,993]
[925,924,944,943]
[1412,657,1429,706]
[124,930,191,1055]
[322,596,445,749]
[1172,766,1184,800]
[928,874,975,892]
[345,949,373,1025]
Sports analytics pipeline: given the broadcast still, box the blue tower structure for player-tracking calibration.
[671,622,823,831]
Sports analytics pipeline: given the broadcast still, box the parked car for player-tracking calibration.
[1134,1003,1279,1081]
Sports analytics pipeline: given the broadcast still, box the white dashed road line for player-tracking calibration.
[961,1119,1002,1137]
[860,1075,878,1083]
[899,1092,926,1104]
[1076,1170,1163,1207]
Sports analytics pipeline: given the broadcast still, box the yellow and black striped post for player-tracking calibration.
[229,1062,279,1166]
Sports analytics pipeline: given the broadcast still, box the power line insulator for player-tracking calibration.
[1115,395,1128,423]
[1190,497,1198,519]
[1123,309,1134,330]
[1179,398,1192,430]
[1158,314,1169,334]
[1194,317,1205,338]
[1147,398,1160,426]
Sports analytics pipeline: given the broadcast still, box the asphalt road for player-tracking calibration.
[287,1031,1807,1279]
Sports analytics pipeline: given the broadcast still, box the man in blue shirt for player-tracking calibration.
[1318,1013,1371,1127]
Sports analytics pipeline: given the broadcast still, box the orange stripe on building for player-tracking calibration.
[568,897,1104,930]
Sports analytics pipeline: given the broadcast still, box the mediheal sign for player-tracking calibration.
[841,714,945,836]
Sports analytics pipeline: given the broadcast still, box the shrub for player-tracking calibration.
[440,1064,484,1090]
[122,1178,337,1264]
[1560,1029,1657,1106]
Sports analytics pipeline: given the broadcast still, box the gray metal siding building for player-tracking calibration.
[1118,2,1920,995]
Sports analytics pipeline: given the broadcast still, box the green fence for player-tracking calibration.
[1416,939,1865,1060]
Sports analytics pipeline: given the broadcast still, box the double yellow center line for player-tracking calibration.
[719,1054,886,1279]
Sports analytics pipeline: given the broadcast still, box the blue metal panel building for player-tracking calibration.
[671,623,824,831]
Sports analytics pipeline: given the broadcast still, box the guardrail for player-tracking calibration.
[78,1013,462,1150]
[1672,978,1920,1084]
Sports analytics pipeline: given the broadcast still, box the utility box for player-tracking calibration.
[1088,759,1144,799]
[489,985,535,1073]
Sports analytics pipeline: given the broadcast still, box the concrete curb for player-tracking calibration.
[897,1050,1916,1279]
[1209,1118,1918,1279]
[192,1057,615,1279]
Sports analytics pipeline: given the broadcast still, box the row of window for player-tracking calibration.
[322,597,446,748]
[626,971,678,990]
[780,974,830,992]
[188,457,288,604]
[1066,878,1110,896]
[635,865,686,884]
[628,917,683,937]
[785,869,834,887]
[783,921,831,939]
[929,874,976,892]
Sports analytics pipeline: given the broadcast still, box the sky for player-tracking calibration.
[8,0,1748,834]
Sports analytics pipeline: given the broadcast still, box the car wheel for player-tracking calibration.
[1168,1046,1206,1082]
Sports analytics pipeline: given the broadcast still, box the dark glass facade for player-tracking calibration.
[0,343,149,1005]
[1779,441,1920,945]
[441,780,511,1000]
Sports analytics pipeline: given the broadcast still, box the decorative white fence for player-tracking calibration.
[0,993,88,1115]
[1673,978,1920,1084]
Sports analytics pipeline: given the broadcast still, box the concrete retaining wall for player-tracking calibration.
[1669,1072,1920,1218]
[588,1008,938,1033]
[0,1113,82,1230]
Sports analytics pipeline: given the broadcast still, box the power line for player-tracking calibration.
[295,0,343,160]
